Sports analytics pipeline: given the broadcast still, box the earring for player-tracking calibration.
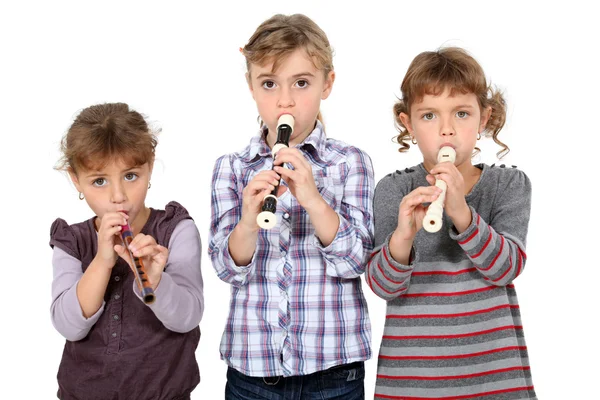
[148,182,152,189]
[477,132,482,140]
[411,136,417,145]
[78,192,85,200]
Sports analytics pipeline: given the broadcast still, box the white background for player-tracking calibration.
[1,1,598,398]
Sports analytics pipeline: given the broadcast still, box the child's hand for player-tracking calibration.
[114,233,168,290]
[240,169,286,230]
[273,148,321,211]
[94,212,129,269]
[395,185,443,240]
[427,162,469,223]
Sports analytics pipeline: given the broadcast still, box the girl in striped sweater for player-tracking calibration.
[367,47,536,399]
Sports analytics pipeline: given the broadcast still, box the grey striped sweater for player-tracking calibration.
[366,163,536,400]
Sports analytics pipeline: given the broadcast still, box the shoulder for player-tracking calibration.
[49,217,90,259]
[375,165,423,196]
[153,201,193,224]
[325,138,370,161]
[322,139,373,175]
[150,201,195,244]
[483,163,531,193]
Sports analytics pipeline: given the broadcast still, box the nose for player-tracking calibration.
[277,87,295,108]
[440,115,455,137]
[111,181,127,204]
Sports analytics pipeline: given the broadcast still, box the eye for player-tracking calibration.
[262,80,276,89]
[422,113,435,121]
[295,79,309,88]
[124,173,138,182]
[92,178,107,187]
[456,111,469,118]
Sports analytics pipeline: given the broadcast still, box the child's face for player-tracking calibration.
[69,158,152,230]
[247,48,334,147]
[400,88,491,171]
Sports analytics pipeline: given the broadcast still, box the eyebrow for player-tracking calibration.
[255,72,316,80]
[84,167,141,178]
[414,104,476,113]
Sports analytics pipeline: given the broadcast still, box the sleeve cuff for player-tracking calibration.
[449,205,479,242]
[313,213,350,254]
[382,232,416,270]
[221,231,256,274]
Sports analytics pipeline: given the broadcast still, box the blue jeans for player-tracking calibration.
[225,362,365,400]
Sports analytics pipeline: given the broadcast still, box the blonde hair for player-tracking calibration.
[393,47,509,158]
[241,14,333,127]
[56,103,158,175]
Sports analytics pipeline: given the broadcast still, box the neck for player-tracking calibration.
[129,207,151,236]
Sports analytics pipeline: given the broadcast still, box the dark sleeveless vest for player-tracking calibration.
[49,202,200,400]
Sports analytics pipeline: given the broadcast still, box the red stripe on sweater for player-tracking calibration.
[375,386,534,400]
[382,325,523,340]
[516,248,525,276]
[386,304,517,319]
[377,365,530,381]
[412,267,477,276]
[471,226,492,258]
[379,345,527,360]
[382,245,412,273]
[458,215,481,245]
[372,272,406,296]
[458,228,478,245]
[480,235,504,272]
[378,262,406,285]
[402,285,496,297]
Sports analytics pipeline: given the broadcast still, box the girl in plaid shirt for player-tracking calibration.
[209,13,374,400]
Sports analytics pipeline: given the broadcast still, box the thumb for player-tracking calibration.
[426,174,436,186]
[114,244,133,267]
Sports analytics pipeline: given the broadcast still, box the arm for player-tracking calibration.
[451,169,531,286]
[365,174,416,300]
[208,155,259,286]
[314,148,375,279]
[50,247,104,341]
[139,219,204,333]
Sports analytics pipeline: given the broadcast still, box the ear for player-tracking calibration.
[399,112,414,135]
[479,105,492,132]
[68,168,83,193]
[246,72,255,100]
[321,70,335,100]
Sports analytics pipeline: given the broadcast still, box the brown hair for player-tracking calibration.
[56,103,158,175]
[393,47,509,158]
[241,14,333,126]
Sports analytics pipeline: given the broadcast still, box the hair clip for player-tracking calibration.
[239,47,244,54]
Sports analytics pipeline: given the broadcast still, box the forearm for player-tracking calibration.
[228,222,259,266]
[453,209,527,286]
[366,234,415,301]
[389,230,415,265]
[76,257,112,318]
[305,197,339,247]
[51,248,104,341]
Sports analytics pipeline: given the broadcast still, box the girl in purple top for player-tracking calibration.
[50,103,204,400]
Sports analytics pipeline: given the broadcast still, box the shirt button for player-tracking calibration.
[281,251,287,257]
[114,294,120,300]
[283,213,290,219]
[114,276,120,282]
[113,315,119,321]
[111,332,117,338]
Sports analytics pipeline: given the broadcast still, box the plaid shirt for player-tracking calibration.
[209,121,373,377]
